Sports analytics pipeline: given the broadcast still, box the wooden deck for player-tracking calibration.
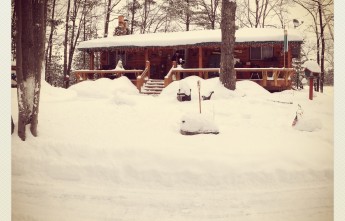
[72,66,295,92]
[165,67,295,91]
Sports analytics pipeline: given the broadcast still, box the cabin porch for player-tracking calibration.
[72,63,295,93]
[73,42,298,93]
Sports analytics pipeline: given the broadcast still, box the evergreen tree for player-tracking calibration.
[291,57,305,90]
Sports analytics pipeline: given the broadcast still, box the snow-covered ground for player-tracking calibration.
[11,77,333,221]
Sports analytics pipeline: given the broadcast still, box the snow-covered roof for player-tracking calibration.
[303,60,321,73]
[77,28,303,51]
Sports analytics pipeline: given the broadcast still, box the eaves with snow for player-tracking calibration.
[77,28,304,51]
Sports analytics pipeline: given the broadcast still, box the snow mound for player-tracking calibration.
[294,118,322,132]
[110,92,137,106]
[236,80,271,97]
[180,113,219,134]
[268,90,294,104]
[108,76,139,95]
[68,76,139,98]
[69,79,111,98]
[41,80,77,102]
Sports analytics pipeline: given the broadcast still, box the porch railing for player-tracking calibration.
[72,69,144,83]
[136,61,150,91]
[164,67,295,90]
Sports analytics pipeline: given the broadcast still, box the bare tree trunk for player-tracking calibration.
[63,0,71,88]
[45,0,57,84]
[318,0,325,93]
[67,0,87,88]
[131,0,136,34]
[104,0,112,37]
[220,0,236,90]
[15,0,47,140]
[185,0,190,31]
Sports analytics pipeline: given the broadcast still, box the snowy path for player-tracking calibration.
[13,170,333,221]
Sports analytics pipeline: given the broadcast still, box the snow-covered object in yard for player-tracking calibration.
[176,80,191,101]
[77,28,303,50]
[180,113,219,135]
[303,60,321,74]
[294,117,322,132]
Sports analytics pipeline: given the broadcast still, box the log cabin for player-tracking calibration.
[75,25,303,94]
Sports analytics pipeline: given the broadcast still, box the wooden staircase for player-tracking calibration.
[140,79,165,95]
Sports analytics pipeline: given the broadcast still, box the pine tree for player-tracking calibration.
[292,57,304,90]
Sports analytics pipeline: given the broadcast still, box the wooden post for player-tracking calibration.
[198,47,203,78]
[145,48,149,62]
[145,60,150,78]
[262,70,267,87]
[287,45,292,68]
[89,51,95,70]
[273,70,278,86]
[309,77,314,100]
[284,70,289,86]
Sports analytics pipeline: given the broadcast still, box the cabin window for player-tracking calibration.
[250,46,273,60]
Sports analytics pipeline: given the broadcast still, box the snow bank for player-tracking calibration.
[41,80,77,102]
[294,117,322,132]
[236,80,271,97]
[11,76,333,221]
[69,76,139,98]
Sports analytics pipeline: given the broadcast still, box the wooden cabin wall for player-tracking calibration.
[97,43,299,80]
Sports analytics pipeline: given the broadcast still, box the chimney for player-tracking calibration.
[118,15,125,27]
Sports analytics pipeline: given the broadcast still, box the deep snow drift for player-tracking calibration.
[12,76,333,221]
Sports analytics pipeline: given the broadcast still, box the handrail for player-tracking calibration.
[163,67,295,88]
[164,61,178,87]
[136,61,150,91]
[73,69,143,82]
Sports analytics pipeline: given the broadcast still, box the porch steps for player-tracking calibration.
[141,79,165,95]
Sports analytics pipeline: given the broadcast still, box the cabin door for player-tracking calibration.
[208,53,221,78]
[154,50,169,79]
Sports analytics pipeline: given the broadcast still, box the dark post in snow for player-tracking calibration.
[309,77,314,100]
[220,0,237,90]
[197,80,201,114]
